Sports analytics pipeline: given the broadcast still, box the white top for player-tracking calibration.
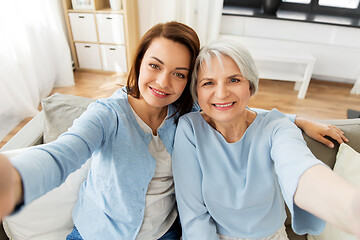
[131,107,178,240]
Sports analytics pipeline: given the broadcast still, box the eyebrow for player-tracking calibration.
[228,74,244,79]
[198,77,213,83]
[151,56,164,65]
[150,56,189,71]
[198,74,245,83]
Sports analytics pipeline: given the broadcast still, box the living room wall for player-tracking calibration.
[220,15,360,84]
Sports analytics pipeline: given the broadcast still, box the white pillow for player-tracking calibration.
[308,143,360,240]
[2,148,91,240]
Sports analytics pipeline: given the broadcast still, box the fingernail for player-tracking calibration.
[329,143,334,148]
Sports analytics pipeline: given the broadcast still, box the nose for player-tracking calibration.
[214,83,230,99]
[156,72,171,88]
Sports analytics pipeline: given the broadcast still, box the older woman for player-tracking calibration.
[172,39,360,240]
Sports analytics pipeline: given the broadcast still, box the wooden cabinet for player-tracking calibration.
[62,0,138,74]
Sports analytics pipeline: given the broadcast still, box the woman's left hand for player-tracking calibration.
[294,117,348,148]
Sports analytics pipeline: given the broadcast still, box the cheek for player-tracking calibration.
[138,63,150,84]
[174,80,188,95]
[196,89,208,108]
[238,85,251,99]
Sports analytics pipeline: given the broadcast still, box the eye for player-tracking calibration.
[174,72,186,79]
[149,64,160,70]
[229,78,241,83]
[202,81,214,87]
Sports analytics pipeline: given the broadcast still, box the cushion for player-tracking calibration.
[41,93,95,143]
[302,119,360,169]
[3,93,95,240]
[307,143,360,240]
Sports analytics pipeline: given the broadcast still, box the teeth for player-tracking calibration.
[214,103,233,108]
[152,88,166,95]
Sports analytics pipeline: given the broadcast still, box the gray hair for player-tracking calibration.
[190,39,259,103]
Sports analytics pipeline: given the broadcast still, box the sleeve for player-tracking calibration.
[250,107,296,122]
[10,101,117,207]
[269,115,325,235]
[172,117,219,240]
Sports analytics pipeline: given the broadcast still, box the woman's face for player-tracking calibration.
[138,37,191,109]
[197,55,251,125]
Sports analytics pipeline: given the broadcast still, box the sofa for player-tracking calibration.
[0,93,359,240]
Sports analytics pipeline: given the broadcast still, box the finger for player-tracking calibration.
[333,127,349,142]
[328,126,349,142]
[313,135,335,148]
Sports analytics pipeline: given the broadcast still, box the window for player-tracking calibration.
[318,0,359,9]
[280,0,360,18]
[224,0,360,19]
[283,0,311,4]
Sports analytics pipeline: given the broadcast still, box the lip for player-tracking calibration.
[212,102,235,111]
[149,86,170,98]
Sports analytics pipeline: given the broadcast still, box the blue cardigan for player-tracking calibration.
[11,88,177,240]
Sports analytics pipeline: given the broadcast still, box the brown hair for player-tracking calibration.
[126,21,200,123]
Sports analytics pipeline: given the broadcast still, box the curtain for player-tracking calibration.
[0,0,74,140]
[178,0,224,45]
[137,0,224,45]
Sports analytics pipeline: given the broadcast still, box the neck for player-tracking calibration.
[205,108,256,143]
[128,96,168,135]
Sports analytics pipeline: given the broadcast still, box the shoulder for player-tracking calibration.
[175,112,203,141]
[250,109,299,140]
[253,108,291,126]
[90,88,129,114]
[178,112,203,128]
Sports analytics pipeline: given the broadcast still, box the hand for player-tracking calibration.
[0,154,22,220]
[294,117,348,148]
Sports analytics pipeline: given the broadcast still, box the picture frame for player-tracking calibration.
[72,0,95,10]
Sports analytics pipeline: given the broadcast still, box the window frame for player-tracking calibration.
[224,0,360,18]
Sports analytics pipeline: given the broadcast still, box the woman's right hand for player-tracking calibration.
[0,154,23,220]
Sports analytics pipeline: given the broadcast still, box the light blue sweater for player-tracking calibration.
[11,88,177,240]
[172,109,325,240]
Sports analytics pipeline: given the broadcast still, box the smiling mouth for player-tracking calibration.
[149,86,171,96]
[212,102,235,108]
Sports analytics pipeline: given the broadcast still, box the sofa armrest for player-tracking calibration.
[0,111,45,152]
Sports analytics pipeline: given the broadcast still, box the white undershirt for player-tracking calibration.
[131,108,178,240]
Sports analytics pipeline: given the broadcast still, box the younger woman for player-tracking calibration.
[1,21,200,240]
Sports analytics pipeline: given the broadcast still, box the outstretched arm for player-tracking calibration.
[294,117,348,148]
[294,164,360,238]
[0,154,23,219]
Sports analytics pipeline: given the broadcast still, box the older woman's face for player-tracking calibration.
[196,55,251,124]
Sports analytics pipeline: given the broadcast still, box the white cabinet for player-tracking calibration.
[68,13,98,42]
[62,0,139,74]
[96,13,125,44]
[100,44,127,72]
[75,43,102,70]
